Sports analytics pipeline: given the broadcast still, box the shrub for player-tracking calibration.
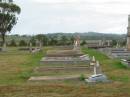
[79,74,85,81]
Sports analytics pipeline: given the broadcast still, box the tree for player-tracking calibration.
[19,40,27,47]
[9,39,17,46]
[0,2,21,46]
[35,34,49,46]
[49,37,58,46]
[81,40,86,46]
[112,40,117,47]
[30,37,36,46]
[60,35,68,45]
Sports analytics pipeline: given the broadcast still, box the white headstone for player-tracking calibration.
[2,43,7,51]
[29,42,32,52]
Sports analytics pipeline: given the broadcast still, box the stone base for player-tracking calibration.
[29,74,89,81]
[121,59,130,68]
[85,74,109,83]
[46,50,83,57]
[35,65,90,72]
[40,56,90,65]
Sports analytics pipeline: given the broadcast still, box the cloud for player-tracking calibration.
[12,0,130,35]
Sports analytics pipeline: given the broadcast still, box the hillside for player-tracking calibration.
[0,32,126,42]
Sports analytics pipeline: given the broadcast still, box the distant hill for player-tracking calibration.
[46,32,126,40]
[0,32,126,43]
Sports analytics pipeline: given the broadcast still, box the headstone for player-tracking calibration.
[31,40,41,53]
[29,42,32,52]
[107,40,110,47]
[73,35,80,51]
[99,40,102,46]
[2,43,7,51]
[116,42,119,48]
[36,40,39,47]
[39,41,42,50]
[85,61,108,83]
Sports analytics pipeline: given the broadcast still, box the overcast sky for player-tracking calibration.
[12,0,130,35]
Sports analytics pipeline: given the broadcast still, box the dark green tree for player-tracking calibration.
[0,2,21,46]
[81,40,86,46]
[19,40,27,47]
[70,36,74,45]
[9,39,17,46]
[35,34,49,46]
[112,40,117,47]
[60,35,68,45]
[30,37,36,46]
[49,38,58,46]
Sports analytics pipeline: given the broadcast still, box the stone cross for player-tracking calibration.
[94,61,101,75]
[90,56,96,66]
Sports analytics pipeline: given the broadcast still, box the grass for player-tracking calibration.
[0,47,130,97]
[0,47,44,85]
[82,48,130,82]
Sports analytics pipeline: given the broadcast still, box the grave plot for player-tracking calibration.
[40,56,90,65]
[29,47,91,81]
[40,49,90,65]
[29,37,91,81]
[46,50,83,57]
[33,64,91,77]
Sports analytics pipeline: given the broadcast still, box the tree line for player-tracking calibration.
[6,34,75,47]
[5,34,126,47]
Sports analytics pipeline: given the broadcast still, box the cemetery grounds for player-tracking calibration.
[0,47,130,97]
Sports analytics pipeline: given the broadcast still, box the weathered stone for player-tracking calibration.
[127,15,130,51]
[85,74,108,83]
[40,56,90,65]
[121,59,130,68]
[85,60,108,83]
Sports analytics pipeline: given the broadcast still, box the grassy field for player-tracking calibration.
[0,47,130,97]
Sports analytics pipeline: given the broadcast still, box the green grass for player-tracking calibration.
[0,47,130,97]
[82,48,109,61]
[0,47,45,85]
[82,48,130,82]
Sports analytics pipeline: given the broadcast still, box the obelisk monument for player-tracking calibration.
[127,15,130,51]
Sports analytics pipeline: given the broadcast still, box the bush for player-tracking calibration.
[79,74,85,81]
[19,71,32,79]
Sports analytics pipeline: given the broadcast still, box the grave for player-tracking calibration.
[40,56,90,65]
[29,36,91,81]
[18,41,42,53]
[40,36,90,65]
[46,50,83,57]
[85,57,108,83]
[1,43,7,52]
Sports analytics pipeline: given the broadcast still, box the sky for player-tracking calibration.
[11,0,130,35]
